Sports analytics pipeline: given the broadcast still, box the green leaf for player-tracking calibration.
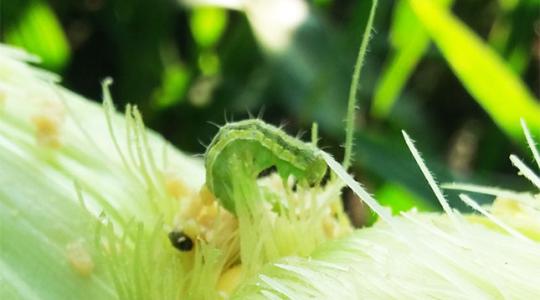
[152,63,191,109]
[407,0,540,140]
[5,0,70,71]
[372,0,453,118]
[375,182,435,213]
[189,7,228,49]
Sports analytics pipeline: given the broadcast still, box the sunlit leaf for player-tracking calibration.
[372,0,452,118]
[189,7,228,48]
[152,63,191,109]
[375,182,435,213]
[5,0,70,71]
[408,0,540,140]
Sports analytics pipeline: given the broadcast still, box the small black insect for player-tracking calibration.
[168,230,194,252]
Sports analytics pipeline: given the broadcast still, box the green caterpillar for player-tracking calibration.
[204,119,327,214]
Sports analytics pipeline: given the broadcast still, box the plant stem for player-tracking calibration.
[343,0,378,169]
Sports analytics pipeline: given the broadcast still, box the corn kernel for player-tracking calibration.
[217,265,243,297]
[65,240,94,277]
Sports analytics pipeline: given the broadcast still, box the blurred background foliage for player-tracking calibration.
[1,0,539,224]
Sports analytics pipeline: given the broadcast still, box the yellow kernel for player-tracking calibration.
[217,265,243,298]
[323,216,338,239]
[492,198,522,215]
[31,103,65,148]
[182,219,201,239]
[164,171,190,199]
[184,195,204,220]
[32,115,59,135]
[197,203,218,228]
[199,184,216,205]
[65,240,94,277]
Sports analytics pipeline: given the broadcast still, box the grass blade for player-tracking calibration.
[407,0,540,140]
